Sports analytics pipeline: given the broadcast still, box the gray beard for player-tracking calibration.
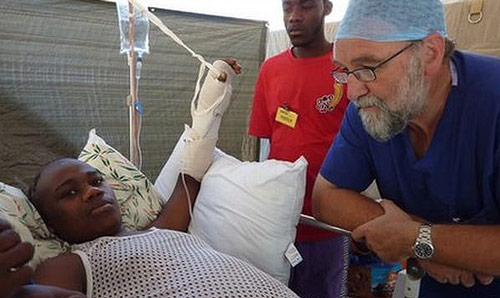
[355,55,429,142]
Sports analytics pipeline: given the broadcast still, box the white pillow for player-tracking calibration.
[188,150,306,285]
[154,128,306,284]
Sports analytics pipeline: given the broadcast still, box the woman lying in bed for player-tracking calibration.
[8,60,298,298]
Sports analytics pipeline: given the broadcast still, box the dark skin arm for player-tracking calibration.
[147,174,200,232]
[33,254,85,294]
[146,58,241,232]
[0,218,35,298]
[9,285,85,298]
[0,219,84,298]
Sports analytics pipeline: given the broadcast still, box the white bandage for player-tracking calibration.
[180,60,236,181]
[191,60,235,139]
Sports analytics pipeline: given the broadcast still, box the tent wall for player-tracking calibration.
[444,0,500,57]
[267,0,500,58]
[0,0,266,188]
[266,23,340,58]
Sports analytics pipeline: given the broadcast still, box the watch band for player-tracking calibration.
[418,223,432,243]
[413,223,435,260]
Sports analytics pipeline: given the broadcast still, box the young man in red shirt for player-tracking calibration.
[249,0,349,297]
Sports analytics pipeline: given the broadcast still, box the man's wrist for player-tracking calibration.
[412,223,435,260]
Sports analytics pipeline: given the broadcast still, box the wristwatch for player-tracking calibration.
[412,223,435,260]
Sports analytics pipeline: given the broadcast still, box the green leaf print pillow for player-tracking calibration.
[0,182,69,268]
[78,129,163,230]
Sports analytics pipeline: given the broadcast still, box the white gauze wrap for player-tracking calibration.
[181,60,236,181]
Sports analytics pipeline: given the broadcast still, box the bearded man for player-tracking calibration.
[312,0,500,297]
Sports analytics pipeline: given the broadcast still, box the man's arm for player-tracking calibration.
[312,174,384,231]
[353,199,500,276]
[430,224,500,276]
[312,175,500,280]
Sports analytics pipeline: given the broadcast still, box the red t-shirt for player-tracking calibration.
[249,48,348,242]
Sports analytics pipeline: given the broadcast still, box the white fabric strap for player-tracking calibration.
[127,0,222,104]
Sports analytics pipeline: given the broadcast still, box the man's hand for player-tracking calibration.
[352,200,419,263]
[419,260,494,288]
[221,59,242,75]
[0,218,35,298]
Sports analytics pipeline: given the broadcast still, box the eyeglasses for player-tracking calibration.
[332,42,415,84]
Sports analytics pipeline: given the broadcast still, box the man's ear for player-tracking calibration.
[324,0,333,17]
[421,33,446,77]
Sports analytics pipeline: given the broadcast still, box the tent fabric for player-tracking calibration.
[0,0,266,188]
[266,23,340,59]
[267,0,500,58]
[444,0,500,57]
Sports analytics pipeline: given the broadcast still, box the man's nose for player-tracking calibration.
[288,7,303,23]
[82,186,104,202]
[346,75,369,102]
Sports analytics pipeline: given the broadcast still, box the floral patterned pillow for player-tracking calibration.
[78,129,163,230]
[0,182,69,268]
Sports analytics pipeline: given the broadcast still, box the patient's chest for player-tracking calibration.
[72,229,297,298]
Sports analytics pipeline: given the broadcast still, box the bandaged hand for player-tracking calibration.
[181,59,241,181]
[190,60,239,138]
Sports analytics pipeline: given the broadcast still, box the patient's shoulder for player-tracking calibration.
[34,253,85,294]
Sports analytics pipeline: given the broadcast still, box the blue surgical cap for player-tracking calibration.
[336,0,448,42]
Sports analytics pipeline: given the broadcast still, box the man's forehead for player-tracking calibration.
[282,0,318,5]
[45,159,93,174]
[333,39,406,66]
[39,160,96,187]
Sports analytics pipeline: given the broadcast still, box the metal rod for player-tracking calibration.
[299,214,352,236]
[128,1,140,168]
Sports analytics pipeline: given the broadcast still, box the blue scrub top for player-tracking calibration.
[321,51,500,298]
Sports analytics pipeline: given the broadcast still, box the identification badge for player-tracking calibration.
[275,106,298,128]
[285,243,303,267]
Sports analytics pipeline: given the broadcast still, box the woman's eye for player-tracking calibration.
[92,178,104,186]
[63,190,77,198]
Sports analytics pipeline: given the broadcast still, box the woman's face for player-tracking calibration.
[34,159,122,244]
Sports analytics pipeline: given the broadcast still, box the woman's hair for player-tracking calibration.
[27,157,75,218]
[27,166,45,211]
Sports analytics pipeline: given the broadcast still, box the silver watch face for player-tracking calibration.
[414,242,434,260]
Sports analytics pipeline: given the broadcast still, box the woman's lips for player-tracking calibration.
[90,201,114,216]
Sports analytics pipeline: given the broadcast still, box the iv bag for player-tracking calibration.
[116,0,150,55]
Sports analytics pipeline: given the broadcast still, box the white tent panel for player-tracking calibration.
[267,0,500,58]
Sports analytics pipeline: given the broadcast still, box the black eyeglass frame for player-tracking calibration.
[332,42,416,84]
